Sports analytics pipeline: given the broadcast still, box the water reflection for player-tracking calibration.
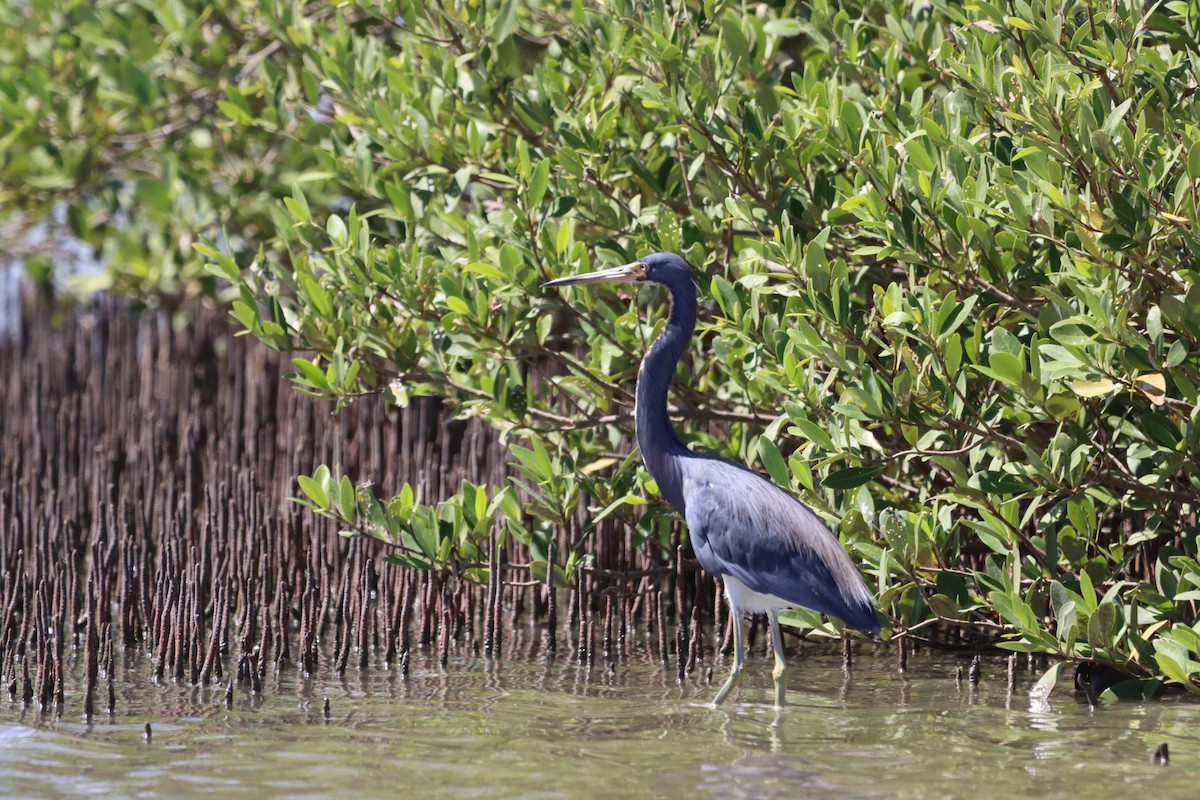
[2,649,1198,799]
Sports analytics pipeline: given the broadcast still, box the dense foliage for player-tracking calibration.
[5,0,1200,697]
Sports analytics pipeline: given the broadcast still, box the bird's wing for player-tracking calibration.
[681,456,879,632]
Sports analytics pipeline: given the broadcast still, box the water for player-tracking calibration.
[2,645,1197,799]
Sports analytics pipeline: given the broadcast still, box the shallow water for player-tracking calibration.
[2,641,1198,799]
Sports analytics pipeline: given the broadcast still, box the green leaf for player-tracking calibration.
[594,493,647,524]
[990,590,1039,632]
[509,442,553,483]
[1049,316,1098,346]
[792,418,836,451]
[1140,412,1180,448]
[1045,393,1080,420]
[927,593,963,619]
[974,470,1034,495]
[299,273,332,317]
[297,475,329,509]
[823,464,885,490]
[326,214,347,245]
[1153,639,1197,687]
[528,158,551,208]
[1088,602,1117,654]
[286,184,311,223]
[937,295,977,336]
[292,358,330,391]
[1188,141,1200,180]
[763,18,802,37]
[1030,661,1065,700]
[1099,678,1162,702]
[984,351,1025,387]
[491,0,518,43]
[338,475,357,523]
[1102,98,1133,137]
[757,436,789,486]
[720,15,751,61]
[1098,233,1136,250]
[1070,378,1119,398]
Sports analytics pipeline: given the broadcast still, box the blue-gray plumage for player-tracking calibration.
[544,252,879,707]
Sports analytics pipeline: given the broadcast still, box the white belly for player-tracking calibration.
[722,574,790,616]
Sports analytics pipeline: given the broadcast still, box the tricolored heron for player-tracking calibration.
[544,253,880,707]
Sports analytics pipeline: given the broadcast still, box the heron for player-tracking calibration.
[544,252,880,707]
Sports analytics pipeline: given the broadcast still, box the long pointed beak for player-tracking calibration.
[542,262,644,287]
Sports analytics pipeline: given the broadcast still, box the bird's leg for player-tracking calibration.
[712,611,745,706]
[767,610,787,708]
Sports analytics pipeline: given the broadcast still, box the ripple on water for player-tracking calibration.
[2,651,1199,799]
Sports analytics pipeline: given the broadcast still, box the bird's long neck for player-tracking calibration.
[635,280,696,511]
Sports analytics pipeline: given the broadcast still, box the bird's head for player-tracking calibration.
[542,252,698,292]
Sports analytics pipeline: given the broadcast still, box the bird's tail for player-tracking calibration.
[836,582,881,635]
